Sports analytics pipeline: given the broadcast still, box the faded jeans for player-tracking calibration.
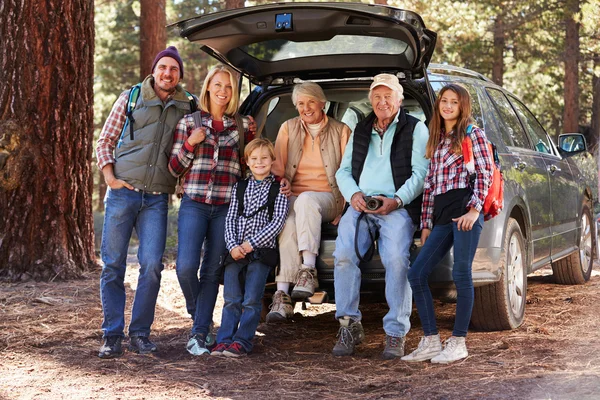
[100,187,168,338]
[333,207,415,337]
[176,194,228,336]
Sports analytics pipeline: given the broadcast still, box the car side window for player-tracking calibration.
[509,96,553,155]
[486,88,529,149]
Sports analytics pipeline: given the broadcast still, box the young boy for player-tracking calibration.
[211,138,289,357]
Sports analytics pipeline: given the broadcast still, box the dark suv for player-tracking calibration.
[174,2,595,331]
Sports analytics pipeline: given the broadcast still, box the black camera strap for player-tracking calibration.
[355,212,380,263]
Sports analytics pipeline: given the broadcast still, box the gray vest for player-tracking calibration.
[113,75,193,194]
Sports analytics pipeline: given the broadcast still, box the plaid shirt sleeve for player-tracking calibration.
[247,191,289,250]
[225,182,240,251]
[168,115,195,177]
[420,160,436,230]
[96,91,128,170]
[466,127,494,212]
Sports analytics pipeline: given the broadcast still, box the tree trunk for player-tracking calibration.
[140,0,167,81]
[492,16,505,87]
[0,0,97,281]
[592,55,600,202]
[225,0,245,9]
[562,0,580,133]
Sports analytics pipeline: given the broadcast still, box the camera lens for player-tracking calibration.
[365,197,382,211]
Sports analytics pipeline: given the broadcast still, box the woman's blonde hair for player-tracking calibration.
[199,64,240,116]
[244,138,275,161]
[292,82,327,106]
[425,84,474,159]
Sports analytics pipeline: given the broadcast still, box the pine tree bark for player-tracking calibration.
[0,0,97,281]
[562,0,580,133]
[492,16,505,87]
[140,0,167,80]
[225,0,245,9]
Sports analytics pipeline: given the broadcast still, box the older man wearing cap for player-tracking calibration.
[332,73,429,359]
[95,46,197,359]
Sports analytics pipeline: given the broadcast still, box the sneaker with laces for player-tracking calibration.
[210,342,230,357]
[128,336,157,354]
[186,333,210,356]
[382,335,405,360]
[332,317,365,356]
[98,336,123,359]
[223,342,248,357]
[431,336,468,364]
[401,335,442,362]
[266,290,294,323]
[291,266,318,299]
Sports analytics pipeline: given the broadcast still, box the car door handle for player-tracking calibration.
[547,164,561,174]
[513,161,527,171]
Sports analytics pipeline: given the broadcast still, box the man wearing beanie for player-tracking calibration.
[96,46,196,358]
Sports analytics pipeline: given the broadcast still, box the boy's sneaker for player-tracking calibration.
[291,266,318,299]
[186,333,210,356]
[128,336,157,354]
[98,336,123,359]
[223,342,248,358]
[332,317,365,356]
[401,335,442,362]
[210,343,230,357]
[431,336,468,364]
[382,335,405,360]
[266,290,294,323]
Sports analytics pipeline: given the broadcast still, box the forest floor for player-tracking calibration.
[1,259,600,400]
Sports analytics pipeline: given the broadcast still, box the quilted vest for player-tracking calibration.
[351,109,422,225]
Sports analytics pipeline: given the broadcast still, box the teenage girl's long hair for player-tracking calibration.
[425,84,474,159]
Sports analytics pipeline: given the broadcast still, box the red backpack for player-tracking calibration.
[461,125,504,221]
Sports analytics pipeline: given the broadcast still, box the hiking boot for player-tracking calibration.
[266,290,294,323]
[206,322,216,349]
[291,266,318,299]
[210,343,230,357]
[332,317,365,357]
[431,336,468,364]
[128,336,157,354]
[401,335,442,362]
[98,336,123,359]
[223,342,248,358]
[186,333,210,356]
[382,335,405,360]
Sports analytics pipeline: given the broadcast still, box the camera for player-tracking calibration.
[364,195,383,211]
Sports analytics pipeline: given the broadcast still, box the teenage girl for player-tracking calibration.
[402,84,493,364]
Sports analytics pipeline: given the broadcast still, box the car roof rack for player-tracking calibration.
[428,63,493,83]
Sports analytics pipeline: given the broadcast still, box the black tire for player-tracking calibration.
[552,206,594,285]
[471,218,527,331]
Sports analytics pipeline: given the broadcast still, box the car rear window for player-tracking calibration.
[241,36,414,62]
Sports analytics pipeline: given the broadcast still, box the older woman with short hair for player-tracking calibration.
[267,82,351,322]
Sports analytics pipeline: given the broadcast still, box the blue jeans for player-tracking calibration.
[176,195,228,336]
[333,208,415,337]
[408,214,484,337]
[216,259,271,351]
[100,187,168,338]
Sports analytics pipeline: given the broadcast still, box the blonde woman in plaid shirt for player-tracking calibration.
[402,84,493,364]
[169,64,256,356]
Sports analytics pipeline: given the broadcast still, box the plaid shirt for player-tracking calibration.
[96,92,128,170]
[421,126,493,230]
[169,112,254,205]
[225,175,289,251]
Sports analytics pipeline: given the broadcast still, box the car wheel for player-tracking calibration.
[471,218,527,331]
[552,206,594,285]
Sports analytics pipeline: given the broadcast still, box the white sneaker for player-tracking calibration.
[291,266,318,299]
[401,334,442,362]
[431,336,468,364]
[266,290,294,323]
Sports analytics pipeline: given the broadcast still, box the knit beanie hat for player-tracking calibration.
[152,46,184,78]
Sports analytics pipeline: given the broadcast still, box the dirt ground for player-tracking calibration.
[1,261,600,400]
